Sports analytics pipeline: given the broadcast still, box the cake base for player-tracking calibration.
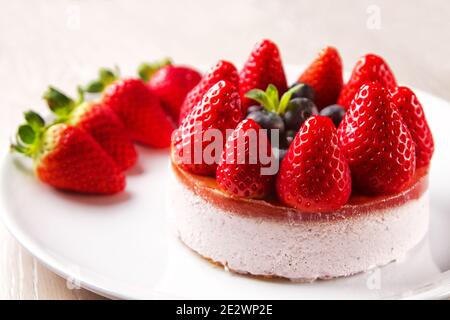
[169,165,430,281]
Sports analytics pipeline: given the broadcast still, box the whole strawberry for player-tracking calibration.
[146,64,201,122]
[43,87,137,170]
[179,60,239,125]
[338,82,415,195]
[297,46,343,110]
[172,80,243,175]
[338,54,397,109]
[390,86,434,168]
[217,119,274,198]
[82,67,176,148]
[239,39,288,112]
[276,115,351,212]
[11,112,125,194]
[103,78,175,147]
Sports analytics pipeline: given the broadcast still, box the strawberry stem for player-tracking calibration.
[137,57,172,82]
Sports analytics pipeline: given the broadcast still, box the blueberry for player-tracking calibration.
[246,105,263,114]
[320,104,346,127]
[290,82,315,101]
[283,98,318,131]
[247,109,285,134]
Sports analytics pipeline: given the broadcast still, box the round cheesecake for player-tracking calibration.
[169,161,429,281]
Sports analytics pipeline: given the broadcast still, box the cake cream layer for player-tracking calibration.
[169,163,429,280]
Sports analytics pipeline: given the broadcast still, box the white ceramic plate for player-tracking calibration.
[1,66,450,300]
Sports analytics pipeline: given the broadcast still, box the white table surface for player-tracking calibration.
[1,0,449,299]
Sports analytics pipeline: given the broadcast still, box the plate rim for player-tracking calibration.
[1,88,450,300]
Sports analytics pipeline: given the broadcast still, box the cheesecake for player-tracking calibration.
[169,41,434,281]
[170,161,429,281]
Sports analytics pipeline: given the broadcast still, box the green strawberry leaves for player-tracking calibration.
[137,57,172,82]
[84,66,120,93]
[245,86,276,112]
[24,110,45,131]
[11,110,46,157]
[43,87,77,118]
[18,124,36,144]
[245,84,301,114]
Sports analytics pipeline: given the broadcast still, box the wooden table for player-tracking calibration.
[1,0,449,299]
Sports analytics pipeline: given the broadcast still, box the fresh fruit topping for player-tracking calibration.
[43,87,137,170]
[298,46,343,110]
[216,119,274,198]
[246,105,264,114]
[245,84,301,115]
[289,82,315,101]
[172,80,243,175]
[338,82,415,195]
[390,86,434,168]
[102,78,176,148]
[338,54,397,109]
[246,110,285,138]
[283,98,319,131]
[276,115,351,212]
[147,65,202,122]
[245,84,316,148]
[179,60,239,125]
[319,104,346,127]
[11,113,125,194]
[137,58,172,82]
[239,39,288,111]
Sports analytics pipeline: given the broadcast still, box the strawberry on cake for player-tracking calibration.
[169,39,434,281]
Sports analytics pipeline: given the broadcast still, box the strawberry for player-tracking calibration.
[146,64,202,122]
[276,115,351,212]
[103,78,175,147]
[297,46,343,110]
[84,68,176,148]
[172,80,243,175]
[179,60,239,125]
[338,54,397,109]
[239,39,288,112]
[337,82,415,195]
[11,112,125,194]
[43,87,137,170]
[216,119,274,198]
[390,86,434,168]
